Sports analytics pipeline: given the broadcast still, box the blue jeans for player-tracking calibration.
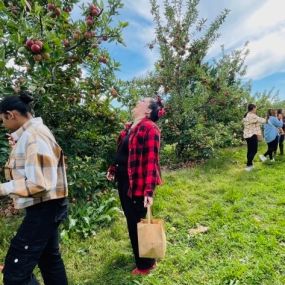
[3,198,68,285]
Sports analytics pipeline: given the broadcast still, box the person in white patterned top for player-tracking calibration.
[0,92,68,285]
[243,104,266,171]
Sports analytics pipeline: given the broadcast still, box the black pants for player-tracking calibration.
[116,169,155,270]
[3,198,68,285]
[264,136,279,160]
[279,134,284,155]
[245,135,258,166]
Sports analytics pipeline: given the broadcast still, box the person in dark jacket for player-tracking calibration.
[107,97,165,275]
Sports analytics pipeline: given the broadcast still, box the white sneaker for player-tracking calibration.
[245,166,253,171]
[270,158,275,162]
[259,155,267,162]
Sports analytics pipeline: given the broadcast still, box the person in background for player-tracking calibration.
[0,92,68,285]
[243,103,266,171]
[260,109,283,162]
[277,109,285,155]
[107,97,165,275]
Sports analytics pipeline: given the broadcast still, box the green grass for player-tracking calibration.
[1,143,285,284]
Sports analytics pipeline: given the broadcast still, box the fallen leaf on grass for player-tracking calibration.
[189,225,209,236]
[253,215,262,222]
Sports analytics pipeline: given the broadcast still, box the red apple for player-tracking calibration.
[63,39,70,47]
[84,31,93,39]
[89,4,97,10]
[47,3,55,11]
[90,5,101,16]
[25,39,34,49]
[86,15,94,21]
[31,44,41,54]
[33,54,42,61]
[99,56,108,64]
[86,18,94,26]
[63,6,72,13]
[34,40,43,49]
[54,7,61,17]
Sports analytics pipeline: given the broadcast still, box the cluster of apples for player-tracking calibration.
[85,4,102,26]
[47,3,61,17]
[25,39,50,62]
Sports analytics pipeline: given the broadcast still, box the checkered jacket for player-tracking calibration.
[0,118,68,209]
[109,118,162,198]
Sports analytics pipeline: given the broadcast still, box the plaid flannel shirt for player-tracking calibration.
[0,117,68,209]
[109,118,162,198]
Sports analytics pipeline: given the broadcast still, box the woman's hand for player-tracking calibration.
[144,196,153,207]
[106,171,115,182]
[6,133,16,148]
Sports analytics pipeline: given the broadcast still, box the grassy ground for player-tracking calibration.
[1,143,285,284]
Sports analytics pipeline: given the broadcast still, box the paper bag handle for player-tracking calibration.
[147,205,152,224]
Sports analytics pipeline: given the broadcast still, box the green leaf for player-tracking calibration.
[119,21,128,28]
[68,218,77,230]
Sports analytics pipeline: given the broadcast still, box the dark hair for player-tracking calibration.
[244,103,256,118]
[267,109,276,121]
[277,109,283,115]
[149,97,164,122]
[0,91,34,116]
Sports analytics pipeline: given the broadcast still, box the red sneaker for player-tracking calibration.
[131,264,156,275]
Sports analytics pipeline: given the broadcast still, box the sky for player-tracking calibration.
[75,0,285,98]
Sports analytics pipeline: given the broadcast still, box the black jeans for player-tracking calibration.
[264,136,279,160]
[279,134,284,155]
[3,198,68,285]
[245,135,258,166]
[116,168,155,270]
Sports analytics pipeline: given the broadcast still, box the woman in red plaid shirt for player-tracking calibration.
[107,97,165,275]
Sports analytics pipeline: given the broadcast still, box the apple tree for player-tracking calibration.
[0,0,127,199]
[145,0,254,160]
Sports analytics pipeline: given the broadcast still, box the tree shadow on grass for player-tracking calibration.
[68,254,144,285]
